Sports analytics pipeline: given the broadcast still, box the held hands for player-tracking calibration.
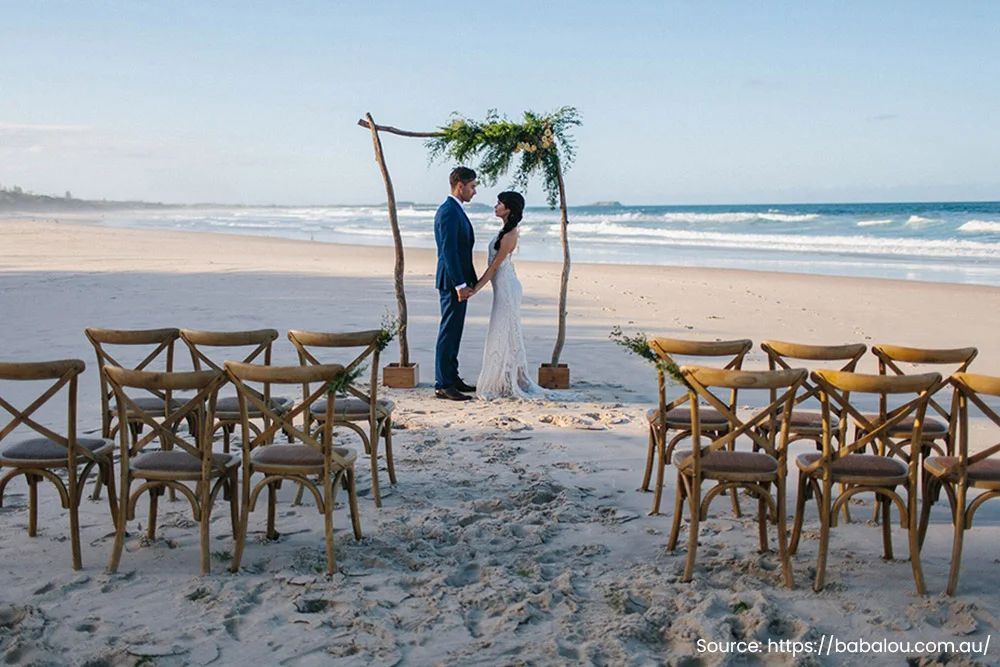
[457,286,474,302]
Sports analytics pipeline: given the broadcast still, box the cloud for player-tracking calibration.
[867,113,899,122]
[0,122,91,133]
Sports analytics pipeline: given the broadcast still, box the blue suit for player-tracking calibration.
[434,197,477,389]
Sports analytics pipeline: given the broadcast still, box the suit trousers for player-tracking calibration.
[435,288,468,389]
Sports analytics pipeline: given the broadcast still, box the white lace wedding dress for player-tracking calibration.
[476,235,551,400]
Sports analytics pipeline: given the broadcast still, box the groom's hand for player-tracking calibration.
[457,287,474,301]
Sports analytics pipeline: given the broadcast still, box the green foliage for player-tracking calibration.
[609,326,686,385]
[326,364,366,395]
[427,107,581,208]
[376,312,400,353]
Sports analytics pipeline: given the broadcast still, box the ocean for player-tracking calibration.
[88,200,1000,286]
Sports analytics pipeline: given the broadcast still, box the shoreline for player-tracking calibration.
[4,216,999,294]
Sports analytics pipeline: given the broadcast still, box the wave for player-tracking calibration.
[857,219,893,227]
[959,220,1000,233]
[905,215,935,225]
[565,220,998,260]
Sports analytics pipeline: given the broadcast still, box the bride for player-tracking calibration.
[471,191,551,400]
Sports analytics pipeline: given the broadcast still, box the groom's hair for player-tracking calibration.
[449,166,477,187]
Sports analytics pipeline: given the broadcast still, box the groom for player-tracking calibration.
[434,166,479,401]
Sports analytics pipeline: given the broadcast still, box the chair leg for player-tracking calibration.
[67,467,82,570]
[918,477,939,549]
[757,483,769,553]
[776,477,794,588]
[790,471,808,555]
[91,465,104,501]
[814,477,833,592]
[384,420,397,485]
[230,467,252,574]
[369,434,382,509]
[650,431,668,515]
[907,494,927,595]
[946,485,967,596]
[27,474,38,537]
[682,475,701,583]
[147,487,160,539]
[200,479,212,576]
[727,434,743,518]
[107,471,131,574]
[228,471,240,541]
[640,424,656,492]
[266,481,279,540]
[103,460,119,529]
[347,468,362,541]
[223,424,231,454]
[667,474,686,552]
[880,495,894,560]
[323,471,336,576]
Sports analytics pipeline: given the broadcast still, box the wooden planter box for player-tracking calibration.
[538,363,570,389]
[383,363,419,389]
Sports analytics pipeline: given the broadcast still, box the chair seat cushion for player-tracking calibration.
[122,396,187,414]
[310,397,394,419]
[0,437,111,462]
[215,395,294,417]
[647,407,728,426]
[925,456,1000,483]
[797,452,908,479]
[131,450,237,473]
[781,411,826,427]
[860,414,948,435]
[251,444,356,468]
[673,449,778,475]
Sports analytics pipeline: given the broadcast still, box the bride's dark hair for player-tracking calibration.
[494,191,525,251]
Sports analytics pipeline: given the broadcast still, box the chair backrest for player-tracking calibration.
[180,328,279,401]
[761,340,867,426]
[946,372,1000,479]
[224,361,351,468]
[103,366,223,468]
[0,359,88,464]
[677,366,807,470]
[809,370,941,475]
[649,337,753,416]
[287,329,382,416]
[84,328,181,428]
[872,344,978,431]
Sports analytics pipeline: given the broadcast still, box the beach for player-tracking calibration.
[1,217,999,665]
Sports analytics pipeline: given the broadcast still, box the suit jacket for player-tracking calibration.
[434,197,477,291]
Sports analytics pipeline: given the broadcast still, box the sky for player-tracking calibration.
[1,1,999,206]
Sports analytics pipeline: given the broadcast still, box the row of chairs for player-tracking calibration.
[0,327,398,575]
[640,337,995,595]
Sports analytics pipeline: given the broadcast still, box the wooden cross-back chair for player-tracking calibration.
[759,341,867,449]
[287,329,396,508]
[790,370,939,594]
[761,341,868,523]
[85,327,193,501]
[0,359,117,570]
[919,372,1000,595]
[870,344,978,458]
[642,337,752,517]
[104,367,237,576]
[180,329,294,453]
[225,361,361,576]
[667,366,806,587]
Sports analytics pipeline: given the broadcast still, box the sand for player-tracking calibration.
[0,217,998,665]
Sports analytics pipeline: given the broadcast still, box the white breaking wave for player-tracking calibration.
[565,220,999,260]
[906,215,935,225]
[857,219,894,227]
[959,220,1000,233]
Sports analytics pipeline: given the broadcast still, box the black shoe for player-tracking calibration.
[435,387,473,401]
[454,378,477,393]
